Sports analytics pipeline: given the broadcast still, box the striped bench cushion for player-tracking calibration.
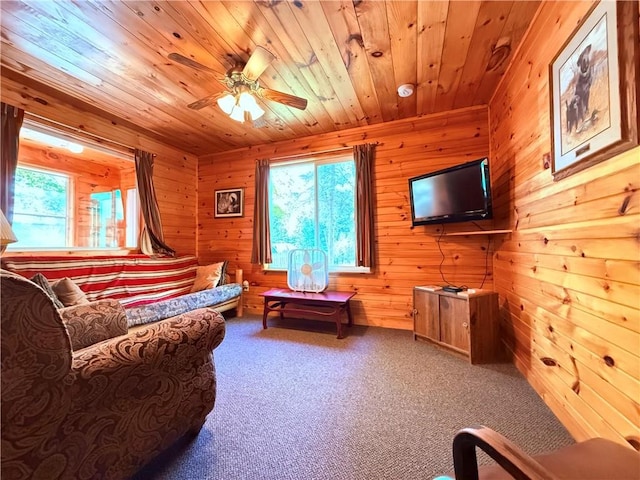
[1,255,199,308]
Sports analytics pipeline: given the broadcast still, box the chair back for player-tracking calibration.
[1,270,73,475]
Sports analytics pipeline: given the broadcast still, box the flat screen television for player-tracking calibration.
[409,158,493,226]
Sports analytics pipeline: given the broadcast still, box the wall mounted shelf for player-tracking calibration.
[441,229,512,236]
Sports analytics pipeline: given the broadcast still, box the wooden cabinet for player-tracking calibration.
[413,287,501,364]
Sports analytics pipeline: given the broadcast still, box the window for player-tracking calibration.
[11,166,71,248]
[89,190,124,247]
[268,155,362,271]
[125,188,139,248]
[10,123,140,251]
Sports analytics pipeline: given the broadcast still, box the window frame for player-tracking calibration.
[9,164,74,250]
[266,154,369,274]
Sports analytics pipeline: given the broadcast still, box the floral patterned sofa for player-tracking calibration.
[1,269,226,480]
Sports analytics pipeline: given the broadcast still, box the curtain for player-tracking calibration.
[1,103,25,222]
[134,149,175,256]
[354,143,375,268]
[251,159,272,265]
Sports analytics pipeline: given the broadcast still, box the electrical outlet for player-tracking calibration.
[242,280,250,292]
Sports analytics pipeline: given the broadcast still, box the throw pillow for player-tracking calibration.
[51,277,90,307]
[30,273,65,309]
[190,262,225,293]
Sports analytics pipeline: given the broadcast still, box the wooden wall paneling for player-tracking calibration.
[494,261,639,339]
[528,332,633,445]
[151,153,198,256]
[0,70,199,156]
[494,271,639,389]
[489,0,639,446]
[502,309,619,443]
[198,106,491,330]
[494,250,639,336]
[500,284,640,436]
[498,288,639,443]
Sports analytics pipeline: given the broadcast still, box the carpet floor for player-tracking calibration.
[133,315,574,479]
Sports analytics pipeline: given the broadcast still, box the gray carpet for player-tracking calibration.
[133,315,574,479]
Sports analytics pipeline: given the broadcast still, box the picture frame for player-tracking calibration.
[549,1,639,181]
[214,188,244,218]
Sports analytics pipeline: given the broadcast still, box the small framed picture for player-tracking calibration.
[549,1,639,180]
[214,188,244,218]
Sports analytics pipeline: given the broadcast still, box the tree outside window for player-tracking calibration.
[268,156,356,271]
[11,166,70,247]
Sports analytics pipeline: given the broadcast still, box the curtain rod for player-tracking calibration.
[267,145,352,163]
[267,142,378,163]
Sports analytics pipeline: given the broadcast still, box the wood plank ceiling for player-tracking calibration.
[0,1,540,156]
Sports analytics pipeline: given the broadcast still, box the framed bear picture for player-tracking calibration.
[215,188,244,218]
[549,1,638,180]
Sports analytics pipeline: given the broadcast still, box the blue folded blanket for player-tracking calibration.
[125,283,242,327]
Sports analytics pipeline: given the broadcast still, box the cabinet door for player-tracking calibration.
[439,296,470,354]
[413,289,439,340]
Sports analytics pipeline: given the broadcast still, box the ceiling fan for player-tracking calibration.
[168,47,308,126]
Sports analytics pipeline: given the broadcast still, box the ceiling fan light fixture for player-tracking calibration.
[229,105,245,122]
[247,102,265,120]
[238,91,257,110]
[217,93,236,114]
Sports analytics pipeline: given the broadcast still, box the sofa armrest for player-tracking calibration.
[59,299,128,351]
[70,307,225,410]
[66,308,225,477]
[72,307,225,372]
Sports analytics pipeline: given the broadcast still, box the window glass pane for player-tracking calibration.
[126,189,139,248]
[14,167,68,217]
[317,161,356,267]
[268,157,356,270]
[11,214,67,248]
[90,189,125,247]
[11,167,69,248]
[269,162,316,268]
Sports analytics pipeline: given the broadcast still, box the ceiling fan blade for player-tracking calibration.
[168,53,218,74]
[258,88,308,110]
[242,46,276,80]
[187,93,220,110]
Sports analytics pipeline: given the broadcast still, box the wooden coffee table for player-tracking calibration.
[260,288,356,339]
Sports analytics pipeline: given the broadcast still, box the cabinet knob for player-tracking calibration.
[462,322,469,329]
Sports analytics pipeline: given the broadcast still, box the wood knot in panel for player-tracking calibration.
[540,357,557,367]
